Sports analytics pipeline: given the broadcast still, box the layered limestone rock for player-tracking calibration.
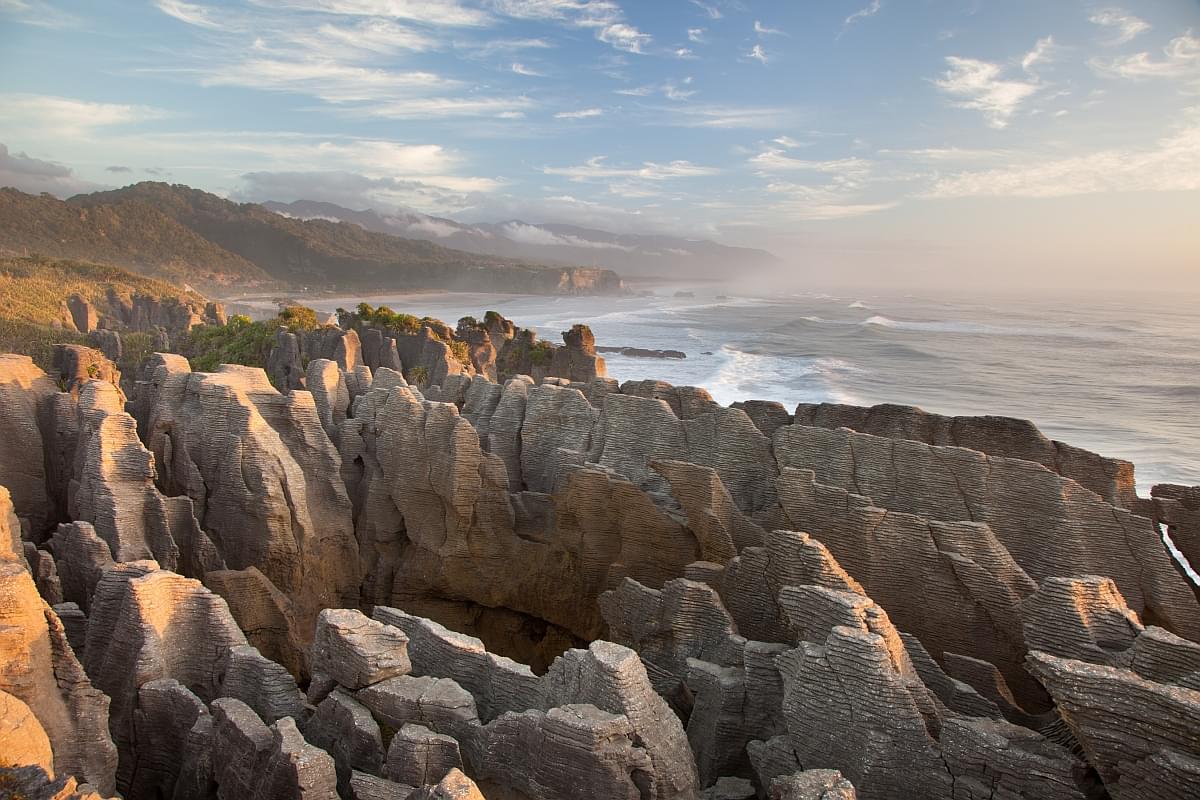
[773,424,1200,642]
[775,469,1043,704]
[0,355,58,533]
[0,562,117,795]
[793,401,1137,507]
[68,380,223,577]
[142,364,360,647]
[82,563,247,792]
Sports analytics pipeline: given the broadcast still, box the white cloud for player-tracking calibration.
[925,111,1200,198]
[657,104,794,129]
[599,22,652,54]
[1091,33,1200,81]
[674,48,696,59]
[155,0,222,28]
[512,62,544,76]
[754,20,784,36]
[750,150,872,178]
[1021,35,1056,74]
[492,0,651,54]
[358,95,537,120]
[1089,8,1151,45]
[500,221,633,249]
[465,37,554,57]
[687,28,705,43]
[288,19,438,55]
[690,1,721,20]
[0,93,170,135]
[199,57,457,103]
[841,0,881,36]
[545,155,718,181]
[0,0,77,28]
[402,217,463,237]
[934,55,1040,128]
[252,0,491,27]
[772,135,807,149]
[554,108,604,119]
[749,44,768,64]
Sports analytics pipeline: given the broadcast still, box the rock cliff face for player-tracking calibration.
[1,308,1198,799]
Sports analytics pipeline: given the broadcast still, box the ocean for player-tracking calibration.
[250,286,1200,495]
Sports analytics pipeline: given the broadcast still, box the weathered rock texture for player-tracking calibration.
[3,314,1200,799]
[793,401,1137,507]
[142,364,360,654]
[0,561,117,794]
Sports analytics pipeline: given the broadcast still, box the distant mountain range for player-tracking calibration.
[263,199,780,279]
[0,183,621,295]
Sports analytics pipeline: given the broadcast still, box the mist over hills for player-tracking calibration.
[0,182,624,295]
[263,198,780,279]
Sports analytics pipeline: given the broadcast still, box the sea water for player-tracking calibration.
[266,286,1199,494]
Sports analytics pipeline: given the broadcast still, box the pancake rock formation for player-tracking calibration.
[1,307,1199,799]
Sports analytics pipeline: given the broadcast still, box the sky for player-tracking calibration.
[0,0,1198,289]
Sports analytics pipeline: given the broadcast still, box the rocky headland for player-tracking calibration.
[1,307,1199,800]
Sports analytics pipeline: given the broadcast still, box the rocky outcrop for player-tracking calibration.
[792,401,1137,507]
[0,561,117,794]
[0,355,58,533]
[69,380,222,576]
[142,364,359,649]
[773,424,1200,643]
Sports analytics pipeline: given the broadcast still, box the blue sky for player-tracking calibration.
[1,0,1197,287]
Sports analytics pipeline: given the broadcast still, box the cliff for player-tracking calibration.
[1,314,1198,799]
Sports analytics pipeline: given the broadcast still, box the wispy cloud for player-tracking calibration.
[1091,33,1200,82]
[0,93,170,135]
[464,37,554,57]
[674,48,697,60]
[748,44,768,64]
[690,0,721,20]
[554,108,604,119]
[154,0,221,28]
[750,150,872,178]
[1089,8,1151,46]
[655,104,794,129]
[545,155,718,181]
[840,0,881,38]
[687,27,705,43]
[512,62,544,76]
[599,22,652,54]
[252,0,491,27]
[1021,35,1056,74]
[925,111,1200,198]
[0,0,78,28]
[492,0,652,54]
[754,20,784,37]
[934,54,1040,128]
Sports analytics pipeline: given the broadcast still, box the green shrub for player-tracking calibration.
[278,305,318,331]
[529,340,554,366]
[448,339,471,365]
[118,331,156,375]
[406,365,429,385]
[0,318,89,370]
